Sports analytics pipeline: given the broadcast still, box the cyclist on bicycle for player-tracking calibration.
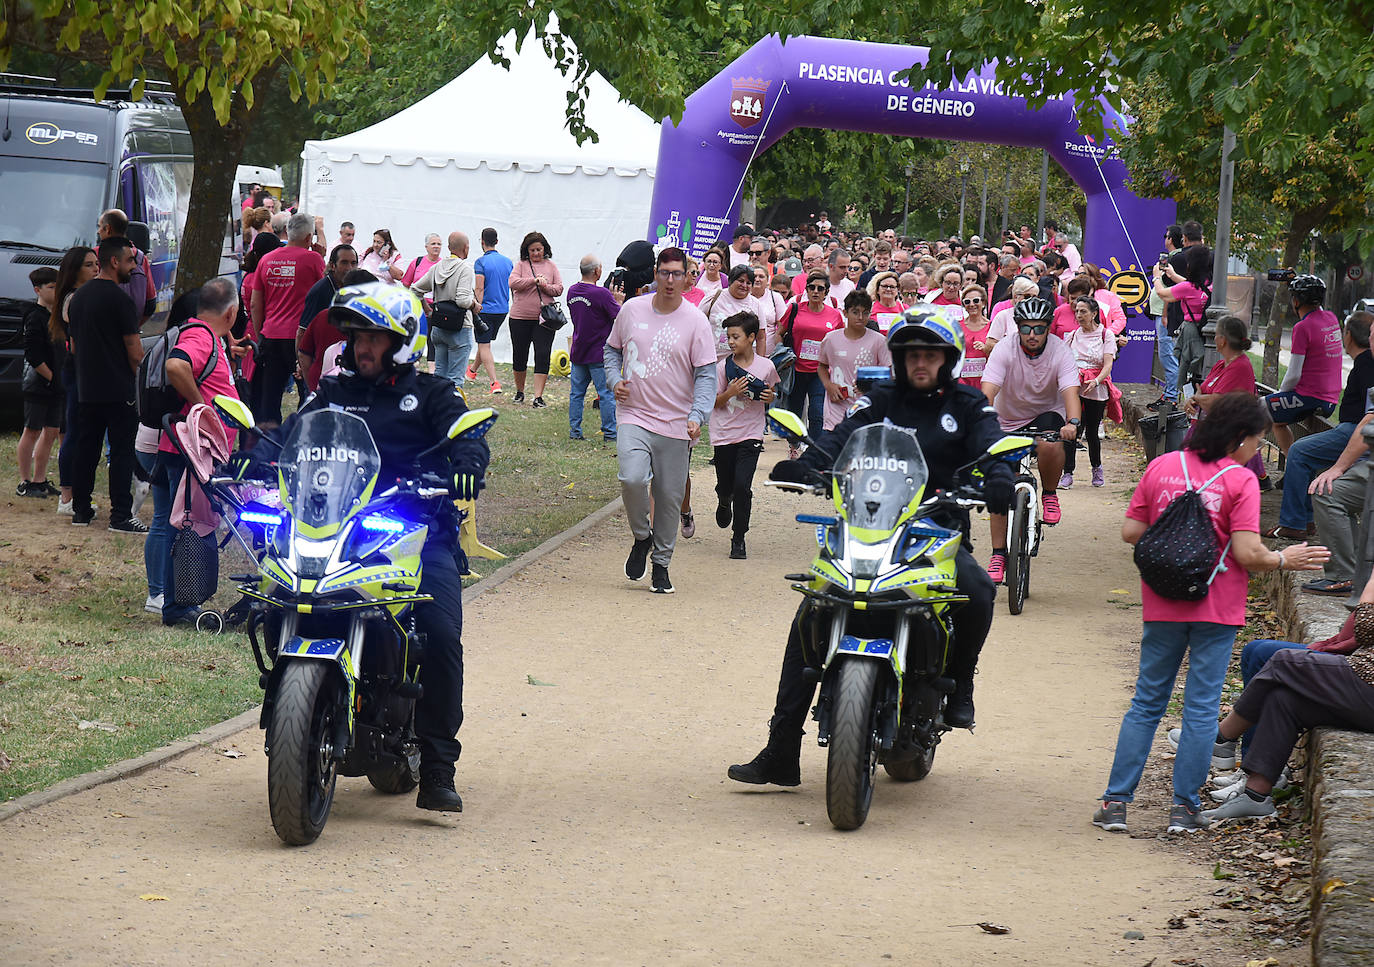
[727,308,1012,789]
[979,296,1080,583]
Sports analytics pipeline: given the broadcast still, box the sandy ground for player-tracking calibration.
[0,432,1269,966]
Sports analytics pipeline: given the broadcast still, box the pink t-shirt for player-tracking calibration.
[710,354,780,446]
[817,328,892,429]
[606,294,716,440]
[683,287,705,307]
[788,303,845,373]
[1168,281,1207,326]
[255,246,325,340]
[986,306,1018,344]
[869,300,906,334]
[1291,308,1343,403]
[158,322,241,453]
[401,254,441,289]
[1126,450,1260,625]
[960,318,993,387]
[982,335,1080,431]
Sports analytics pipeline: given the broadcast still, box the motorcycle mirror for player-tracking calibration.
[767,407,809,445]
[448,408,498,441]
[213,394,256,433]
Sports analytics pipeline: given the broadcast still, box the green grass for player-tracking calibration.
[0,363,671,800]
[1247,350,1287,387]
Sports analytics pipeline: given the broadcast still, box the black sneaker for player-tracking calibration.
[41,481,61,497]
[416,773,463,812]
[715,501,732,529]
[945,680,975,727]
[531,396,547,409]
[109,517,149,535]
[730,537,747,559]
[513,390,526,404]
[71,510,94,526]
[650,563,674,594]
[727,746,801,786]
[625,536,652,581]
[15,481,31,497]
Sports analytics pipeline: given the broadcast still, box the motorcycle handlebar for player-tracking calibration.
[763,479,826,496]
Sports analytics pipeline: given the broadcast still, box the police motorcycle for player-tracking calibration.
[765,404,1030,830]
[208,394,497,845]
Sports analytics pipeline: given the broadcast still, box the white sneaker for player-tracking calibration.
[57,499,98,515]
[1202,790,1276,822]
[1166,726,1237,770]
[144,594,164,615]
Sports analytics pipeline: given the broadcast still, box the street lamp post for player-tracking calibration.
[958,162,970,239]
[902,163,914,238]
[978,168,988,239]
[1202,125,1236,373]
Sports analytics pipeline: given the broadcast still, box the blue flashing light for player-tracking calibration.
[796,514,840,526]
[240,509,283,527]
[360,514,405,534]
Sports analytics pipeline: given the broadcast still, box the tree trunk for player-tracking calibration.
[1262,206,1331,386]
[174,76,274,299]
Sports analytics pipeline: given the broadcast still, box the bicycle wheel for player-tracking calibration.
[1006,486,1032,615]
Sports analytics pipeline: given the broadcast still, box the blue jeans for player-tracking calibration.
[1239,639,1307,758]
[570,363,616,438]
[431,326,474,388]
[1278,422,1357,529]
[138,450,173,599]
[787,370,826,440]
[1103,620,1238,809]
[1155,319,1178,402]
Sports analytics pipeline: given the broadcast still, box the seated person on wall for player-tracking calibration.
[1306,408,1374,597]
[1268,311,1374,542]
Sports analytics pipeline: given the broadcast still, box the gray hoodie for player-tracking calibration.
[412,256,475,325]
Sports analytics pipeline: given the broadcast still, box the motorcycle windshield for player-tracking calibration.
[833,424,928,533]
[278,410,382,533]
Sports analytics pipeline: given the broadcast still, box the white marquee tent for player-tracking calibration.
[299,27,660,364]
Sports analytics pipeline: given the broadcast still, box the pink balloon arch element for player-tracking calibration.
[646,34,1175,383]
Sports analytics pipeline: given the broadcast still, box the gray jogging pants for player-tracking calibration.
[617,423,691,568]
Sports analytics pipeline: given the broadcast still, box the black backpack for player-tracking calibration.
[136,323,221,430]
[1133,452,1242,601]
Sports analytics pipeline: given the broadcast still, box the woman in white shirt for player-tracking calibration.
[1061,295,1116,488]
[359,229,405,282]
[702,264,764,357]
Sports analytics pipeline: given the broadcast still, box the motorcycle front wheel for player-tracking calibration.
[268,661,340,846]
[826,659,881,831]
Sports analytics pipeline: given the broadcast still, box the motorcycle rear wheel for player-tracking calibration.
[1007,487,1032,615]
[268,661,340,846]
[826,659,881,831]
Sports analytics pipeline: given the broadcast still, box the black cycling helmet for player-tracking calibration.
[1013,296,1055,323]
[1289,274,1326,307]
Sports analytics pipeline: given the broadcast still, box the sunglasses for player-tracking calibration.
[962,298,983,306]
[806,283,828,292]
[1017,324,1049,335]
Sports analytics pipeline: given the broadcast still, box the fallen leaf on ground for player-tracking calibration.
[975,922,1010,935]
[1166,916,1187,929]
[1109,588,1130,594]
[526,675,556,686]
[77,720,119,733]
[1123,930,1145,940]
[220,748,245,759]
[1322,878,1348,895]
[1245,959,1280,967]
[0,750,11,772]
[138,894,168,902]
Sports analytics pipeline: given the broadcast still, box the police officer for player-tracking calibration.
[250,282,488,812]
[728,307,1011,786]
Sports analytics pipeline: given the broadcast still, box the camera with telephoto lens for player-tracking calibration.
[1267,268,1296,283]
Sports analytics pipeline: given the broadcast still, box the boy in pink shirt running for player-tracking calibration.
[710,312,778,560]
[817,290,892,430]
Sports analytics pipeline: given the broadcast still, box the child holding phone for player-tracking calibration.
[710,312,778,560]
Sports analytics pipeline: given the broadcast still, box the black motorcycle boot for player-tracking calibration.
[727,730,802,786]
[945,679,976,728]
[417,770,463,812]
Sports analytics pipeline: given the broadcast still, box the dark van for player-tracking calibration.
[0,79,193,403]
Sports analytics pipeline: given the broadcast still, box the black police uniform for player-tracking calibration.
[277,365,489,784]
[761,379,1012,759]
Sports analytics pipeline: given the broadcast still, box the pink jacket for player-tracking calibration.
[171,404,232,537]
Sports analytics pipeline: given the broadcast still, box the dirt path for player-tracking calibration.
[0,432,1264,965]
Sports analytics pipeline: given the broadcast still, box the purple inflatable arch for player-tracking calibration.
[647,34,1175,382]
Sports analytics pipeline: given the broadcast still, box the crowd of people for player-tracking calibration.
[16,197,1374,831]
